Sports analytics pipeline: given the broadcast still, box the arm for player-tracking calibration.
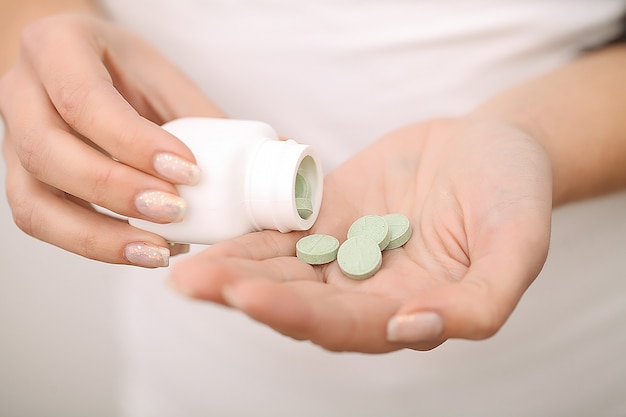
[471,44,626,206]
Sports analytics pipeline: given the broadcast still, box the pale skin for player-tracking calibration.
[1,2,626,352]
[0,3,224,264]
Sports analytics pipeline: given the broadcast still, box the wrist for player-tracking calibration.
[463,109,566,206]
[467,45,626,207]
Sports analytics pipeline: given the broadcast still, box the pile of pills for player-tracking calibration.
[296,214,412,280]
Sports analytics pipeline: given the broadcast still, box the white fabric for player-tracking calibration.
[99,1,626,416]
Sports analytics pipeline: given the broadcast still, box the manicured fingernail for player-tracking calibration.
[169,243,190,256]
[135,190,187,222]
[154,153,201,185]
[386,312,444,343]
[124,242,170,268]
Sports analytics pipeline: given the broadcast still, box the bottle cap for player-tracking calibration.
[247,139,323,232]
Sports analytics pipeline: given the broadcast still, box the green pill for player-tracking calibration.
[296,197,313,220]
[383,213,412,250]
[337,236,383,280]
[347,215,391,250]
[295,173,310,198]
[296,234,340,265]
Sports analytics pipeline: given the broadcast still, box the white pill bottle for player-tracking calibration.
[129,117,323,244]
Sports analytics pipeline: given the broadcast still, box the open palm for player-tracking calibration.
[170,117,553,353]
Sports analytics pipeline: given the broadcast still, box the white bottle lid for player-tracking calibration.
[246,139,323,232]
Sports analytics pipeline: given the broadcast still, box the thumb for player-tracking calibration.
[387,220,550,349]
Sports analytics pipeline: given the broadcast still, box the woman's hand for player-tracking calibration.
[0,13,224,267]
[169,118,553,352]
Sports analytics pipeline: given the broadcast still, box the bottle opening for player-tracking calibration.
[295,156,318,220]
[247,140,323,232]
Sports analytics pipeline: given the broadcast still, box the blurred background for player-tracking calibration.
[0,119,121,417]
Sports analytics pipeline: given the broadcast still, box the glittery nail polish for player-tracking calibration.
[135,190,187,223]
[124,242,170,268]
[169,243,191,256]
[154,153,201,185]
[129,118,323,245]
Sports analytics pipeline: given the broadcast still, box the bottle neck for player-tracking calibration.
[246,139,323,232]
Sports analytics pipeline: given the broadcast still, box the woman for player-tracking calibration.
[2,0,626,415]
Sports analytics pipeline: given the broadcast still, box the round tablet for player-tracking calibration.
[337,236,383,280]
[296,197,313,220]
[295,173,310,198]
[347,215,391,250]
[383,213,412,250]
[296,234,340,265]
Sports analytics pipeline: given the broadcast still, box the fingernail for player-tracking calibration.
[124,242,170,268]
[154,153,201,185]
[386,312,444,343]
[221,286,243,309]
[169,243,191,256]
[135,190,187,223]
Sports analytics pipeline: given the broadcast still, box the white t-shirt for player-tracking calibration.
[99,1,626,416]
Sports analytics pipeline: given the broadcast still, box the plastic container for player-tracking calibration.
[129,117,323,244]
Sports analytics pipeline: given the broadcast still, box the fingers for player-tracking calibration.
[1,14,228,223]
[193,230,304,260]
[388,210,551,348]
[209,203,551,353]
[3,68,185,223]
[169,231,314,302]
[18,15,222,184]
[169,232,432,353]
[221,279,403,353]
[172,242,529,353]
[3,139,172,267]
[1,14,226,266]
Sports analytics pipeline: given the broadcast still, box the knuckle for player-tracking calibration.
[90,164,117,206]
[7,188,40,237]
[54,76,91,126]
[19,14,81,56]
[19,19,51,53]
[113,120,143,156]
[14,126,48,178]
[79,228,104,261]
[20,17,95,128]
